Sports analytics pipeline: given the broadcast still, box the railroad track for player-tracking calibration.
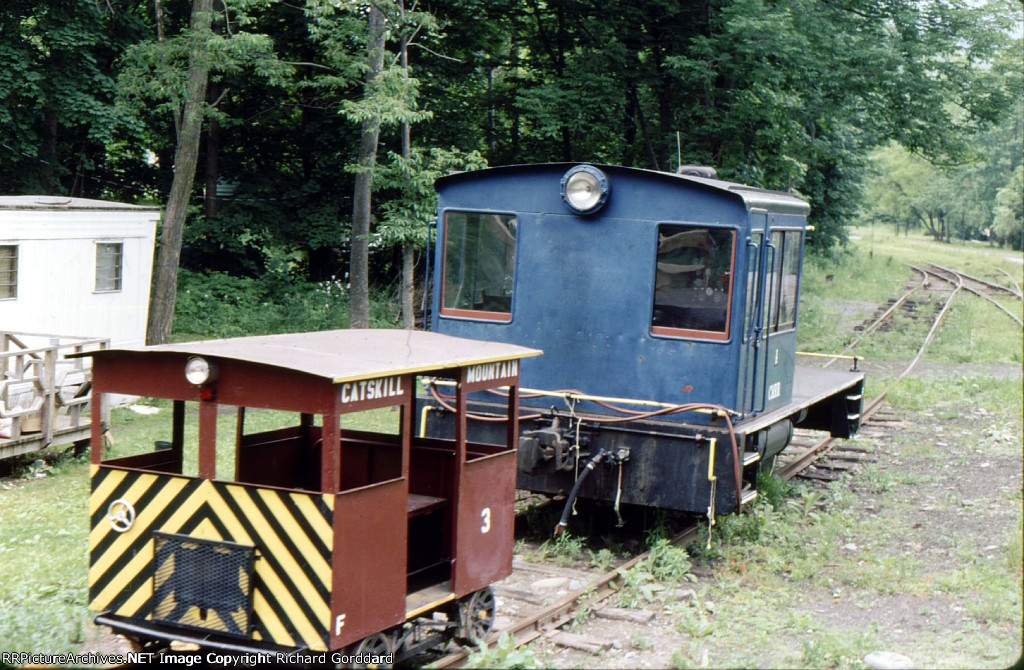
[923,263,1022,327]
[429,261,1005,668]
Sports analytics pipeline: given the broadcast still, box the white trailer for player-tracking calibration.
[0,196,160,459]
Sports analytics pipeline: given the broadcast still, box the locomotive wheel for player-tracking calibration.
[458,587,496,644]
[347,631,396,669]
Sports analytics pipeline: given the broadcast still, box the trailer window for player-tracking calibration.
[0,246,16,299]
[652,225,736,341]
[96,242,123,292]
[442,212,517,321]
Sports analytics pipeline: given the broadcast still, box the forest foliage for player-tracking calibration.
[0,0,1021,329]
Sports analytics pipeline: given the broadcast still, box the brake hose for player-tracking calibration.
[553,451,608,537]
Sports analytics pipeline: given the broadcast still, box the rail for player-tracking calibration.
[924,263,1023,328]
[819,266,928,369]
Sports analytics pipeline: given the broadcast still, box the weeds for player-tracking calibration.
[630,633,654,651]
[587,547,617,572]
[860,466,895,494]
[644,539,696,582]
[613,539,695,608]
[519,532,585,567]
[786,489,824,522]
[757,469,793,508]
[463,632,543,669]
[569,587,596,630]
[173,269,401,340]
[614,566,665,608]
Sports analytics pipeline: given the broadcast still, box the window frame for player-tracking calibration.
[767,229,802,335]
[439,209,518,323]
[95,241,124,293]
[650,223,738,343]
[0,245,17,300]
[742,232,762,344]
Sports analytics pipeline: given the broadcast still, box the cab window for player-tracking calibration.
[652,224,736,341]
[768,230,801,333]
[441,211,517,321]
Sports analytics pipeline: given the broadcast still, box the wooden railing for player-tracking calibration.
[0,332,109,448]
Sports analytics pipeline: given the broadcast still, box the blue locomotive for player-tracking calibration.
[420,163,863,522]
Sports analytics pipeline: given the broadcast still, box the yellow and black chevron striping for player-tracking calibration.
[89,465,334,650]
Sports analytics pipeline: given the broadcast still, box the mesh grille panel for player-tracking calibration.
[151,533,254,636]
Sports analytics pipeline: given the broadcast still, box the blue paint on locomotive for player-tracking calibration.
[431,163,810,422]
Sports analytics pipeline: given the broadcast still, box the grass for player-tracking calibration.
[798,224,1023,362]
[0,455,92,654]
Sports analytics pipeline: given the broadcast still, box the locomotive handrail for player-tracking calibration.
[741,237,761,414]
[796,351,862,371]
[426,378,739,416]
[759,240,778,413]
[744,239,760,345]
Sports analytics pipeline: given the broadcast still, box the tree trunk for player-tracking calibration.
[399,4,416,330]
[349,5,386,329]
[205,81,222,218]
[402,246,415,328]
[146,0,214,345]
[40,111,58,194]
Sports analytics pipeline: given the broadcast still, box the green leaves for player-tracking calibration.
[374,146,487,247]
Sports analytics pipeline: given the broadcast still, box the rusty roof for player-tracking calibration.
[85,329,541,383]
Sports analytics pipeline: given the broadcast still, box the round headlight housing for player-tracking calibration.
[560,165,610,215]
[185,356,217,385]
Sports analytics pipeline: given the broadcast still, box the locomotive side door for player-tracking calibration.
[741,212,770,414]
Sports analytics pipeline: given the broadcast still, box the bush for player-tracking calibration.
[173,270,401,340]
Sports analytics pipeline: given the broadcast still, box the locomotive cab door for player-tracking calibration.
[742,214,804,416]
[741,212,770,415]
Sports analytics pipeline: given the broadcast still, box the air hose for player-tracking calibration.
[553,451,608,538]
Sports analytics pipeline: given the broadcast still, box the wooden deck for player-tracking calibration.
[0,416,92,460]
[0,331,108,460]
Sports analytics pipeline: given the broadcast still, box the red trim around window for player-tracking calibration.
[439,210,516,323]
[439,307,514,322]
[650,228,737,343]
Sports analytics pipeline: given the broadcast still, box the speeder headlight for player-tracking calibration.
[185,356,218,385]
[560,165,610,215]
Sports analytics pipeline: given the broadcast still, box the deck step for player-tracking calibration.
[742,451,762,467]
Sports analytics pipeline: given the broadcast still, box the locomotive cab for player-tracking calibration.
[78,330,539,660]
[422,164,864,519]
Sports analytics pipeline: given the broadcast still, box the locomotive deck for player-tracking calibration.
[740,364,864,434]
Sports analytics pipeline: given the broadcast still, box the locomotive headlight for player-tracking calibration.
[185,356,218,385]
[560,165,610,215]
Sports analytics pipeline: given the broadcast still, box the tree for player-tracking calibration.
[118,0,289,343]
[346,5,387,329]
[145,0,214,345]
[375,147,487,324]
[993,165,1024,250]
[0,0,144,196]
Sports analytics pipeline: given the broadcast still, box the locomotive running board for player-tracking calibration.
[94,613,303,657]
